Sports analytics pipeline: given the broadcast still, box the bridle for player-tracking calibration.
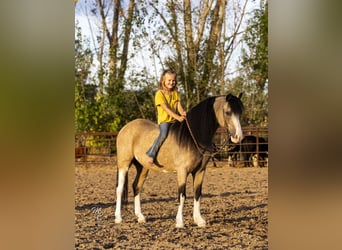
[184,110,236,157]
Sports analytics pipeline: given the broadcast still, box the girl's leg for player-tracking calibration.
[146,122,171,159]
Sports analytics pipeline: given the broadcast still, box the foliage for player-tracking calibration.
[75,0,268,132]
[75,24,120,132]
[238,0,268,126]
[241,0,268,90]
[75,25,94,132]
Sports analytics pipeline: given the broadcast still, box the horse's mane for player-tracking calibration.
[169,96,218,152]
[168,94,244,152]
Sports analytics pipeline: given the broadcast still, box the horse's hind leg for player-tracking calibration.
[132,159,149,223]
[115,161,130,224]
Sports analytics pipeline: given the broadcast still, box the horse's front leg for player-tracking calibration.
[134,194,145,223]
[192,168,207,227]
[176,170,187,228]
[176,192,186,228]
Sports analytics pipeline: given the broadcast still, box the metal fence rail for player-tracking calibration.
[75,127,268,167]
[213,127,268,167]
[75,132,118,165]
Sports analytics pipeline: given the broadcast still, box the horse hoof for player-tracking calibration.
[137,217,146,223]
[175,223,184,228]
[197,221,206,227]
[115,217,122,224]
[194,218,206,227]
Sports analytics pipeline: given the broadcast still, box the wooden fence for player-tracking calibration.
[75,126,268,167]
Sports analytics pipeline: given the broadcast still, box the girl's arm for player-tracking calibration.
[177,101,187,117]
[160,103,185,122]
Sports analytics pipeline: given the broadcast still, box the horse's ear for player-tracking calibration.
[238,92,243,99]
[226,93,232,101]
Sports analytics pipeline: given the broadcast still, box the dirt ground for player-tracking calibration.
[75,160,268,249]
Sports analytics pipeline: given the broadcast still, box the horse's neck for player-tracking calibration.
[186,97,218,150]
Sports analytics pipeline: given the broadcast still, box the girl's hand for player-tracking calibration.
[177,115,185,122]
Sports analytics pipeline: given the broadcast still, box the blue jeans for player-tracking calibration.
[146,122,172,159]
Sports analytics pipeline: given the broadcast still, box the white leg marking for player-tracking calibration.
[134,194,146,223]
[193,198,206,227]
[176,194,185,228]
[228,155,233,167]
[114,170,126,223]
[252,154,258,167]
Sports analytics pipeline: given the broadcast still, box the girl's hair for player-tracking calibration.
[159,69,178,91]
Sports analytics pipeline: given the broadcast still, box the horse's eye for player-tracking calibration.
[226,111,232,116]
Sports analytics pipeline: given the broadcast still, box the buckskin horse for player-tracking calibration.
[114,93,244,228]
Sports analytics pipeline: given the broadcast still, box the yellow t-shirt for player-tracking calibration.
[155,90,180,124]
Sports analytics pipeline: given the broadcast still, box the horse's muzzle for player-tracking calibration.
[230,134,242,144]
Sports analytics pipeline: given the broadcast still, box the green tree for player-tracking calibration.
[94,0,136,131]
[239,0,268,126]
[75,24,115,132]
[241,0,268,89]
[75,0,264,131]
[134,0,250,109]
[75,0,136,132]
[75,24,95,132]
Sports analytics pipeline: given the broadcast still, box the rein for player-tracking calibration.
[185,116,232,157]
